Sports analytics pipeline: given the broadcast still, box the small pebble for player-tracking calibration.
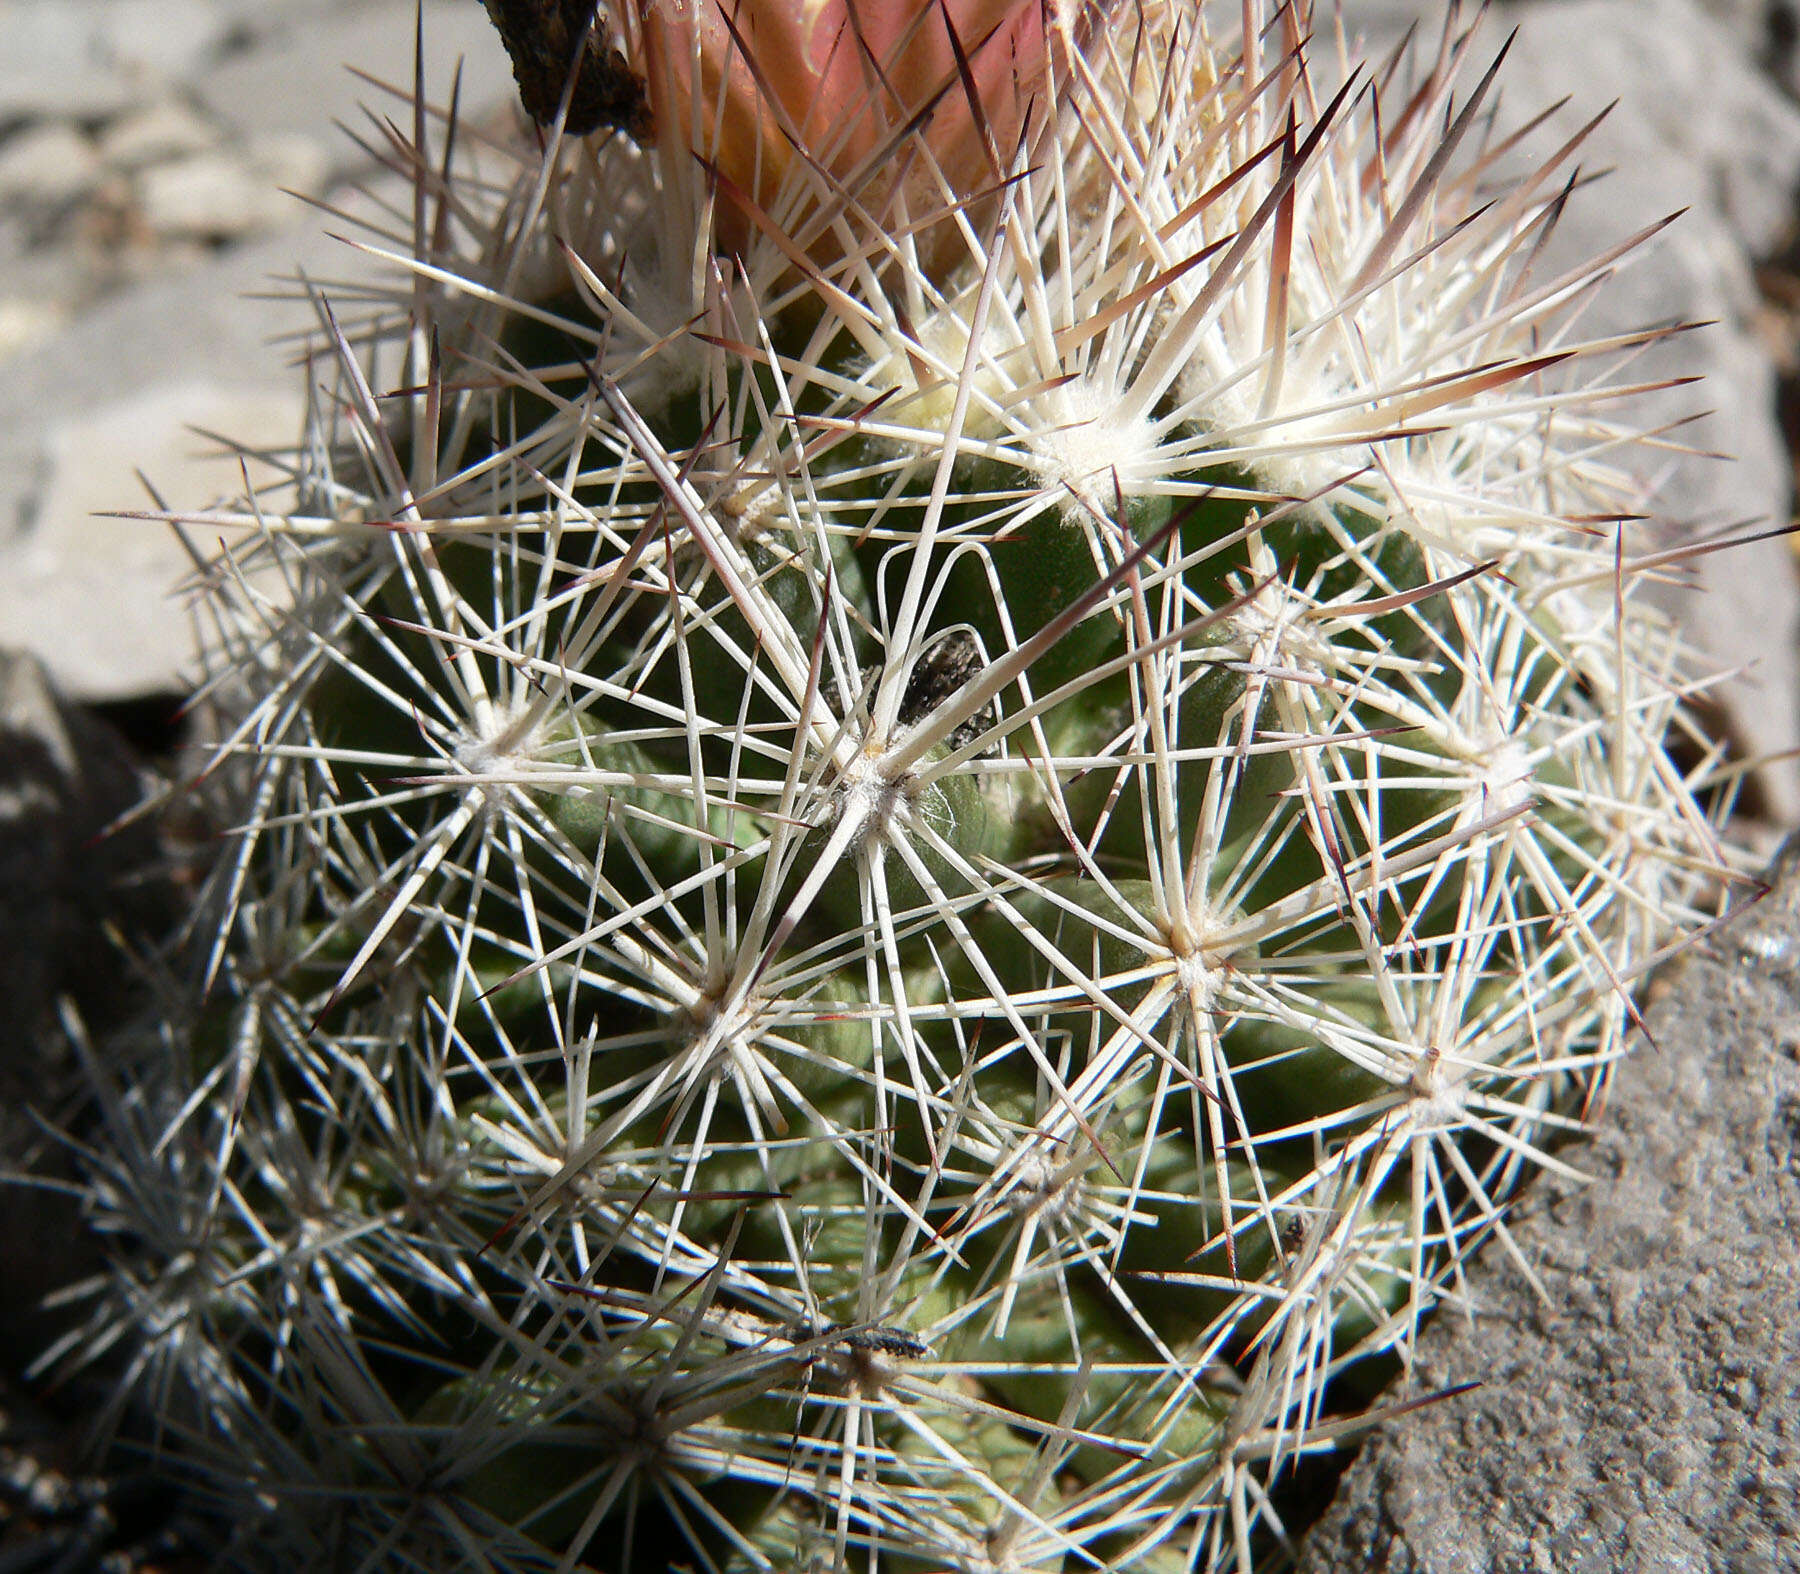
[96,99,217,171]
[136,150,293,240]
[0,298,68,359]
[0,123,101,205]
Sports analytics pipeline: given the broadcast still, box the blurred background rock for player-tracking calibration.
[0,0,515,703]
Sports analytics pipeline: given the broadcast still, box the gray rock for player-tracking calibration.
[1298,842,1800,1573]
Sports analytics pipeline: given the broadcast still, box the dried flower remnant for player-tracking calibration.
[484,0,652,136]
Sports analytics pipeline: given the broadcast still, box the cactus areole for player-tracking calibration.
[72,1,1736,1569]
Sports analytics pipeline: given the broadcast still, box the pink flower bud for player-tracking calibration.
[632,0,1070,253]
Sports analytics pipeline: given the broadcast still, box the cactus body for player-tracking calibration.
[67,2,1736,1569]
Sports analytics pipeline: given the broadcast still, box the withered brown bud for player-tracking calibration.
[482,0,652,139]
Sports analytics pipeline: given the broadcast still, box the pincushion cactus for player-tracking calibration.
[58,0,1739,1568]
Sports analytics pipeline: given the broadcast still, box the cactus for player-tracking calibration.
[59,0,1739,1568]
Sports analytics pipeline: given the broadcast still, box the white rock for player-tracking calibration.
[127,1,516,240]
[0,381,303,699]
[247,132,332,202]
[0,4,131,122]
[87,0,231,85]
[0,213,358,700]
[0,0,518,704]
[136,151,298,240]
[96,98,218,171]
[196,1,516,161]
[0,298,69,360]
[0,123,102,204]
